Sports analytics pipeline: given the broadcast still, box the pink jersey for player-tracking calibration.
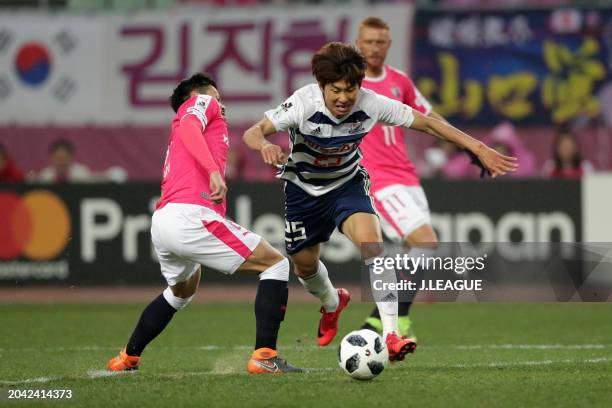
[360,65,432,192]
[157,94,229,216]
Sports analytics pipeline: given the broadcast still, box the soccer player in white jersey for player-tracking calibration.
[243,43,517,361]
[356,16,447,338]
[107,73,301,374]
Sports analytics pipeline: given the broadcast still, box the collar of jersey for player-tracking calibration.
[364,66,388,83]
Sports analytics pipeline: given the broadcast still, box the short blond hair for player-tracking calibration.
[359,16,390,31]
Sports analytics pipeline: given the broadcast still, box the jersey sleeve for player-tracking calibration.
[372,92,415,128]
[179,94,220,131]
[264,93,304,131]
[403,77,432,115]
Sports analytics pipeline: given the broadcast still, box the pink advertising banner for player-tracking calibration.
[0,4,413,125]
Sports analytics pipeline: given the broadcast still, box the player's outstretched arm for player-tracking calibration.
[410,110,519,178]
[243,117,287,166]
[418,110,452,142]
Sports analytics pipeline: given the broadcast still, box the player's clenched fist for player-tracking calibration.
[475,144,519,178]
[209,171,227,204]
[261,141,287,166]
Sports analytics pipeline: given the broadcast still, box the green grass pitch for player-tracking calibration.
[2,302,612,407]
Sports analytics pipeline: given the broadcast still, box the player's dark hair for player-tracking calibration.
[49,138,74,155]
[169,73,218,113]
[311,42,366,88]
[360,16,390,30]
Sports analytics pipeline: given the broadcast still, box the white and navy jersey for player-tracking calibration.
[265,84,415,196]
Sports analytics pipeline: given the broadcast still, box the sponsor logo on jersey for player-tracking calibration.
[391,86,401,98]
[348,121,364,134]
[304,140,356,154]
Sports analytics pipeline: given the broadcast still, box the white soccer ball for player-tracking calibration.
[338,329,388,380]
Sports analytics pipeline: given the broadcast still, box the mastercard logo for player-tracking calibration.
[0,190,71,261]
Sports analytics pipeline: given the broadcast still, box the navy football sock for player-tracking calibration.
[254,279,288,351]
[398,301,412,316]
[126,294,177,356]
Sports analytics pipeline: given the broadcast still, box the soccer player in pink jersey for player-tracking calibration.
[108,74,301,374]
[356,17,446,338]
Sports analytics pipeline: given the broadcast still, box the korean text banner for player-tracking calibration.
[0,4,412,125]
[413,8,611,126]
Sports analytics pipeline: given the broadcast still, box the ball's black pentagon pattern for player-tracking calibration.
[346,334,367,347]
[345,353,360,373]
[374,337,384,354]
[367,361,385,375]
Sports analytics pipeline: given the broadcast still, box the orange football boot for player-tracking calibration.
[247,348,302,374]
[107,348,140,371]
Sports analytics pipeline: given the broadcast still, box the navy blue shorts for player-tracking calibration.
[284,169,376,255]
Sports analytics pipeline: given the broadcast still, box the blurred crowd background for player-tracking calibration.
[0,0,610,184]
[2,0,612,9]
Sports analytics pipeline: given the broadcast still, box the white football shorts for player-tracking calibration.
[372,184,431,242]
[151,203,262,286]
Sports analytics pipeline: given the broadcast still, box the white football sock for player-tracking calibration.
[376,300,398,338]
[162,287,194,311]
[259,258,290,281]
[367,254,399,337]
[298,261,339,312]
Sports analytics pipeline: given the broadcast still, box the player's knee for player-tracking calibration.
[259,257,289,281]
[291,259,318,278]
[351,228,383,247]
[265,249,286,268]
[250,240,285,270]
[164,286,194,310]
[363,233,383,244]
[406,224,438,247]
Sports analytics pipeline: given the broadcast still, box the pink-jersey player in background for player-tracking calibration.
[356,17,447,338]
[108,73,301,374]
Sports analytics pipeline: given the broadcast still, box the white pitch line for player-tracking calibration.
[86,369,136,379]
[455,344,608,350]
[440,357,612,369]
[1,358,610,385]
[0,377,54,385]
[1,343,610,353]
[0,367,334,386]
[0,370,231,385]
